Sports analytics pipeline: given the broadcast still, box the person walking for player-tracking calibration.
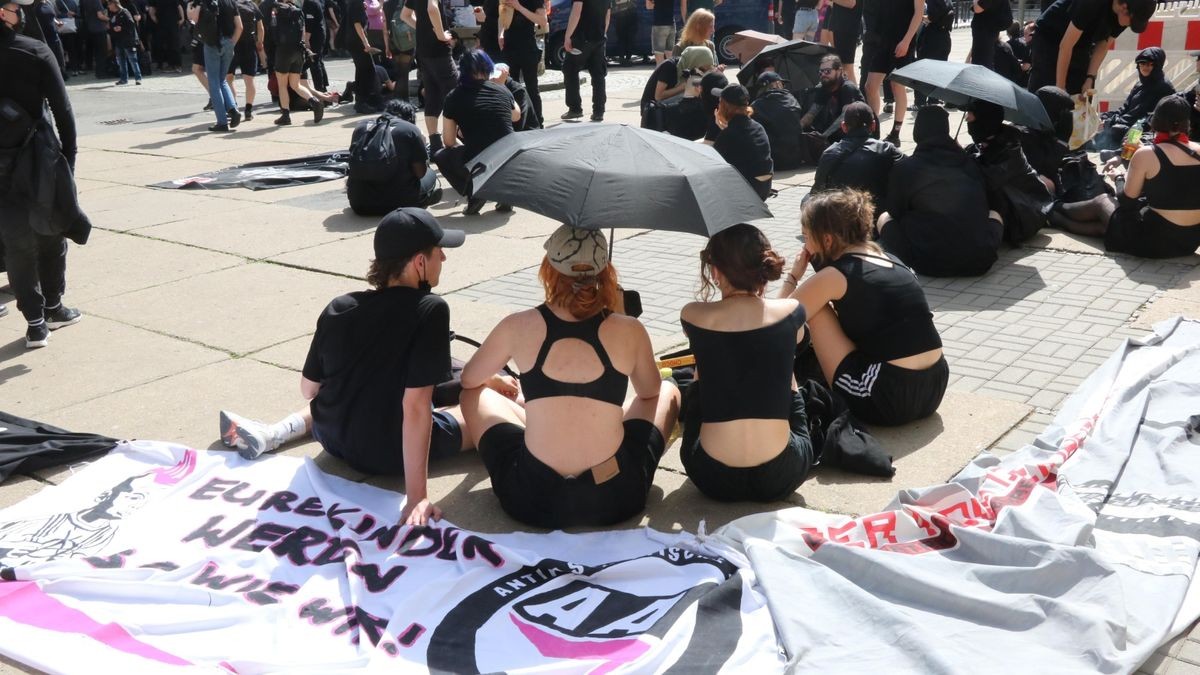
[189,0,243,131]
[402,0,455,134]
[560,0,608,122]
[226,0,260,119]
[272,0,323,124]
[0,0,87,348]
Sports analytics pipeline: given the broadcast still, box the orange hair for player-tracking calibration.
[538,258,622,319]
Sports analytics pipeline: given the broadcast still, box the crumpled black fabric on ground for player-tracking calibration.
[0,411,117,483]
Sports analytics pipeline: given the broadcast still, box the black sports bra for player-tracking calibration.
[519,305,629,406]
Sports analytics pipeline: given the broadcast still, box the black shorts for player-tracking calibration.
[832,29,858,65]
[191,40,205,70]
[312,409,463,475]
[680,383,814,503]
[833,353,948,426]
[275,48,305,74]
[229,43,258,75]
[1105,207,1200,259]
[865,36,915,76]
[478,419,666,529]
[418,55,458,117]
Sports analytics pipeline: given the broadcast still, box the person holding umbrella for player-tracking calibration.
[679,224,815,503]
[1027,0,1155,95]
[779,189,948,426]
[712,83,773,201]
[458,225,681,529]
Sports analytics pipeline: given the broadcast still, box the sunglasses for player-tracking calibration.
[818,67,836,74]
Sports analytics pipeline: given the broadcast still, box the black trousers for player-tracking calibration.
[564,38,606,116]
[350,45,382,110]
[156,21,182,67]
[433,144,471,196]
[915,27,950,106]
[503,48,542,125]
[0,201,68,324]
[614,8,637,59]
[971,20,997,72]
[309,36,329,91]
[86,31,107,77]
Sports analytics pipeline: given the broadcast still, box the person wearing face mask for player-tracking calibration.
[219,209,491,527]
[0,0,87,346]
[779,188,947,426]
[1093,47,1175,151]
[967,99,1054,243]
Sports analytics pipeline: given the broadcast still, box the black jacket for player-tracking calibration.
[1187,88,1200,140]
[1108,47,1175,129]
[885,136,989,228]
[0,29,75,160]
[811,128,902,209]
[752,88,804,170]
[802,77,864,140]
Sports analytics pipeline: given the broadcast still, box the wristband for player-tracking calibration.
[786,273,799,285]
[1085,74,1096,82]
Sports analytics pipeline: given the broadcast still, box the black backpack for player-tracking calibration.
[349,115,399,181]
[196,0,221,46]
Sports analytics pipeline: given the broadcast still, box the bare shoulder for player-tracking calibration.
[764,297,801,320]
[680,301,710,324]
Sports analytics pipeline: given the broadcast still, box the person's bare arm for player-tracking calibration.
[895,0,921,57]
[1123,145,1152,198]
[511,99,521,122]
[442,117,459,145]
[656,79,685,100]
[256,18,264,48]
[604,5,610,31]
[400,385,440,526]
[1082,38,1111,95]
[461,317,516,389]
[563,0,581,52]
[300,376,320,400]
[627,322,662,401]
[1055,23,1082,91]
[148,5,157,21]
[428,0,450,41]
[400,5,415,27]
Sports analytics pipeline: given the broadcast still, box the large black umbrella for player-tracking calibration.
[737,39,835,95]
[891,60,1054,131]
[467,124,772,237]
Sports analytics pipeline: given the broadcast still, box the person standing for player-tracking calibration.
[791,0,817,41]
[862,0,921,145]
[561,0,609,122]
[55,0,80,75]
[148,0,182,72]
[79,0,106,77]
[32,0,66,75]
[106,0,140,82]
[226,0,260,118]
[646,0,678,65]
[302,0,327,91]
[401,0,455,139]
[189,0,243,131]
[913,0,952,106]
[685,0,716,15]
[471,0,499,60]
[611,0,636,66]
[825,0,861,84]
[969,0,1011,71]
[1028,0,1154,95]
[498,0,545,124]
[0,0,86,348]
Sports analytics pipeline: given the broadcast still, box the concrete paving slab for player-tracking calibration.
[83,262,351,354]
[77,183,159,214]
[81,157,232,187]
[0,475,48,511]
[137,203,357,258]
[86,188,247,232]
[0,315,227,420]
[247,335,311,372]
[65,229,243,304]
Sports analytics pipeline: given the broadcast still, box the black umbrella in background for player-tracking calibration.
[468,124,772,238]
[891,60,1054,131]
[737,39,836,96]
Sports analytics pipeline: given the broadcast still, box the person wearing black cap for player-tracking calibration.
[1028,0,1155,95]
[458,225,680,529]
[752,71,804,170]
[877,105,1003,277]
[219,208,487,527]
[1,0,86,347]
[712,83,773,201]
[810,101,902,214]
[1094,46,1175,151]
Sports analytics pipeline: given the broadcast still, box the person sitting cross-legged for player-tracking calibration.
[347,100,443,216]
[808,101,902,215]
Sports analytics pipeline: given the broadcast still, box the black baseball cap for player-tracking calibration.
[712,83,751,106]
[1127,0,1155,33]
[757,71,788,86]
[374,207,464,261]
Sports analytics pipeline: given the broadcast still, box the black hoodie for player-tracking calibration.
[752,87,805,170]
[885,135,989,229]
[1111,47,1176,128]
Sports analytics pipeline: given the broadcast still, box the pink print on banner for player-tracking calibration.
[511,613,652,675]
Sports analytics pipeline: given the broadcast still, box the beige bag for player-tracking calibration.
[1069,94,1100,151]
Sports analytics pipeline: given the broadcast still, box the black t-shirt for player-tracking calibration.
[274,0,305,52]
[108,7,137,47]
[571,0,608,44]
[1036,0,1126,50]
[714,115,774,182]
[877,0,915,42]
[302,0,325,36]
[828,0,863,35]
[443,80,515,159]
[503,0,542,53]
[302,287,452,467]
[404,0,451,57]
[652,0,673,25]
[347,117,429,211]
[473,0,499,54]
[212,0,238,41]
[234,0,261,44]
[640,57,678,107]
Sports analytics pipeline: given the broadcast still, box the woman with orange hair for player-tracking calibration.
[460,225,680,529]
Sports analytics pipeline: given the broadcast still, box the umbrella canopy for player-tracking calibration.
[727,30,786,65]
[468,124,772,237]
[737,39,835,94]
[891,59,1054,131]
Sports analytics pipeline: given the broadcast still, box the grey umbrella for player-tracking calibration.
[736,39,835,95]
[467,124,772,237]
[891,59,1054,131]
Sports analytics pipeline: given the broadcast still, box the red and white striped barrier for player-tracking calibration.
[1098,7,1200,112]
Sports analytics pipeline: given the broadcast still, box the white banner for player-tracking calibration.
[0,443,783,674]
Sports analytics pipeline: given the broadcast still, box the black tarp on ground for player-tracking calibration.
[149,152,349,191]
[0,412,118,483]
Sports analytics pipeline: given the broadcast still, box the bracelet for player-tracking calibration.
[1085,74,1096,82]
[785,273,799,285]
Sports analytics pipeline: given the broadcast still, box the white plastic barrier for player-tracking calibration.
[1097,4,1200,113]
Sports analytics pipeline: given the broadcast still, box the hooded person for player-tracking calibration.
[967,99,1053,243]
[751,71,805,170]
[1094,47,1176,150]
[1018,85,1074,190]
[877,106,1003,277]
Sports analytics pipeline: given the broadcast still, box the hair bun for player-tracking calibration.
[760,250,785,283]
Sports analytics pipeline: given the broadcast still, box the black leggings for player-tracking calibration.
[308,36,329,91]
[350,45,382,109]
[503,48,542,125]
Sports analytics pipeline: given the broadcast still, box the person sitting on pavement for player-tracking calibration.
[433,48,519,216]
[1094,47,1175,152]
[967,99,1053,243]
[808,101,902,214]
[877,106,1004,277]
[639,46,716,138]
[1186,51,1200,139]
[458,225,681,529]
[491,62,540,131]
[347,100,443,216]
[640,45,715,107]
[1018,85,1074,193]
[799,54,865,143]
[1049,95,1200,258]
[712,84,773,201]
[752,71,805,171]
[679,224,815,503]
[217,209,513,527]
[780,189,948,426]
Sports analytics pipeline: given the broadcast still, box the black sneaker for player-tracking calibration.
[26,323,49,349]
[227,107,242,128]
[208,123,231,132]
[244,103,253,121]
[883,102,894,114]
[495,203,513,212]
[203,100,213,112]
[464,197,486,216]
[45,305,82,329]
[428,133,444,155]
[590,113,604,122]
[561,109,584,120]
[311,99,324,124]
[274,113,292,126]
[884,130,901,147]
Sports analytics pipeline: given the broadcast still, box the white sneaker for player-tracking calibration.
[219,410,272,460]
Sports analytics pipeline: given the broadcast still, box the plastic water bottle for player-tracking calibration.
[1120,125,1142,161]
